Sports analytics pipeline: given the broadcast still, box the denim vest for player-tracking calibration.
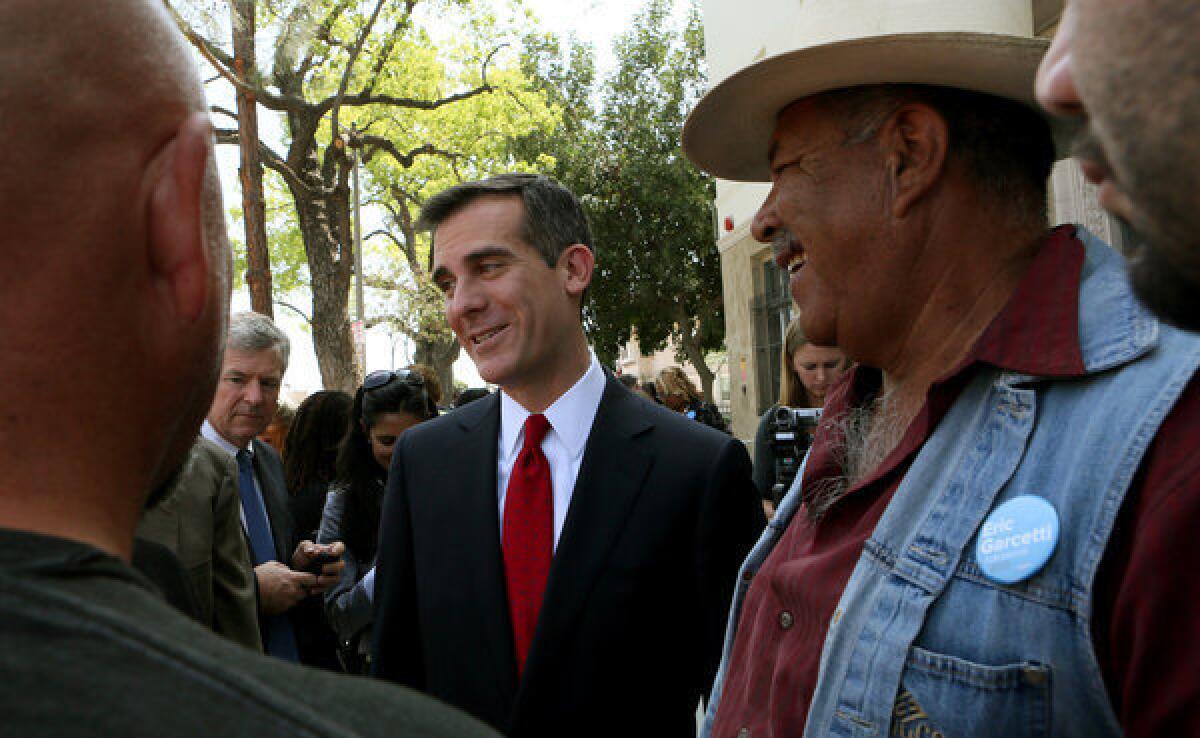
[702,230,1200,738]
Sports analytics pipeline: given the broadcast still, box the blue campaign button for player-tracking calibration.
[976,495,1060,584]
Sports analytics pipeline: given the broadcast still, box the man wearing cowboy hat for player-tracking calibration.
[1036,0,1200,332]
[683,2,1200,737]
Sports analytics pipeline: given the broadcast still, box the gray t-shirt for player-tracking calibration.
[0,528,498,738]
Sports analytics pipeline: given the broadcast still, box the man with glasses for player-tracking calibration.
[371,173,764,737]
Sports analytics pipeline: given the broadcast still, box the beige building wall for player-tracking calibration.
[697,0,1129,446]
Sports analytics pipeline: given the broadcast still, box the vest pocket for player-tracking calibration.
[893,645,1051,738]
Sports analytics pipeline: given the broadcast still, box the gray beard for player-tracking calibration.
[805,391,909,522]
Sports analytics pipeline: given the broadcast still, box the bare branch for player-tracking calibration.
[215,128,311,195]
[297,0,356,81]
[210,105,239,122]
[359,136,459,169]
[360,1,418,97]
[329,0,388,147]
[366,229,407,252]
[274,299,312,325]
[164,2,304,113]
[321,44,505,114]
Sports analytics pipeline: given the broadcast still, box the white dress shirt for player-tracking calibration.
[202,419,273,539]
[497,355,606,550]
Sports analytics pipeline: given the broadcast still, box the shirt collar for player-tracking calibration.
[970,225,1087,378]
[499,355,606,462]
[201,419,251,457]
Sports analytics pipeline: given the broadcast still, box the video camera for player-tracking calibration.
[769,406,822,505]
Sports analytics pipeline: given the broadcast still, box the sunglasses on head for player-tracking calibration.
[363,369,424,391]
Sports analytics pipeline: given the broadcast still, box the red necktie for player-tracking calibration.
[502,413,553,676]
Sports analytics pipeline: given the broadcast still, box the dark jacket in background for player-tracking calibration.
[251,440,341,671]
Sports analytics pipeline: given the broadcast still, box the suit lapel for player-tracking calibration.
[442,394,519,704]
[517,375,654,701]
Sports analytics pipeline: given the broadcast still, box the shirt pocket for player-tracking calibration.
[892,645,1051,738]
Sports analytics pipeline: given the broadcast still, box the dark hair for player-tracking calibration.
[617,374,638,390]
[333,373,438,560]
[454,387,490,408]
[418,173,593,269]
[820,84,1056,224]
[640,381,660,403]
[283,391,353,494]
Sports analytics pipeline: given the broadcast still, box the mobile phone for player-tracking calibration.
[302,552,339,575]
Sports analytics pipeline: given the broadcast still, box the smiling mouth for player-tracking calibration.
[470,324,508,347]
[773,232,807,274]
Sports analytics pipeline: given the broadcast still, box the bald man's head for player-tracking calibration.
[0,0,232,550]
[0,0,208,247]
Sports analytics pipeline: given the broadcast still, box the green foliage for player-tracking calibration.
[520,0,722,367]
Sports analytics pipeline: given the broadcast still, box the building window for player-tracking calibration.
[751,257,793,415]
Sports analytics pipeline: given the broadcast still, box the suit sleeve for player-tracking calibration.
[696,436,765,699]
[209,453,264,652]
[370,435,425,687]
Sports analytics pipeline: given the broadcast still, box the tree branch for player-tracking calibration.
[359,136,459,169]
[210,105,239,122]
[366,229,407,252]
[273,299,312,325]
[166,5,306,114]
[320,44,505,114]
[329,0,388,148]
[215,128,311,195]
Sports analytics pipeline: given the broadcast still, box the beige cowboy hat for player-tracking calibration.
[683,0,1072,182]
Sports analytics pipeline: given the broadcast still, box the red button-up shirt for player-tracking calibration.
[711,227,1200,738]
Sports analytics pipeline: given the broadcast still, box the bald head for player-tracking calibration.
[0,0,206,242]
[0,0,231,557]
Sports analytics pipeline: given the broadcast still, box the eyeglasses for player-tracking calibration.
[363,369,424,392]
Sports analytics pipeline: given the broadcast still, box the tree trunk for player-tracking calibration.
[679,323,715,403]
[414,334,461,402]
[231,0,272,317]
[292,181,357,393]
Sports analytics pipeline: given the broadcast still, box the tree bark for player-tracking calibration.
[414,334,461,402]
[231,0,273,317]
[678,318,715,403]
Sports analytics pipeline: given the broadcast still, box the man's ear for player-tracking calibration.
[147,112,214,323]
[881,103,949,219]
[558,243,595,299]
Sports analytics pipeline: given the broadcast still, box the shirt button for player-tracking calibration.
[741,569,754,582]
[779,610,794,629]
[737,729,751,738]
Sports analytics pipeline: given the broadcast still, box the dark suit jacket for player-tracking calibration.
[137,438,262,650]
[372,373,764,737]
[250,439,341,670]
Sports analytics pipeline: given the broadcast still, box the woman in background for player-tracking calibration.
[753,317,848,516]
[318,367,438,673]
[281,390,353,671]
[284,391,353,541]
[656,366,728,432]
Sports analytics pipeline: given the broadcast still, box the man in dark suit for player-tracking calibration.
[372,174,764,737]
[202,311,345,663]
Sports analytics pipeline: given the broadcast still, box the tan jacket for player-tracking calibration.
[137,438,262,651]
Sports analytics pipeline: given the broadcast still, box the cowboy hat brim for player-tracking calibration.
[683,32,1073,182]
